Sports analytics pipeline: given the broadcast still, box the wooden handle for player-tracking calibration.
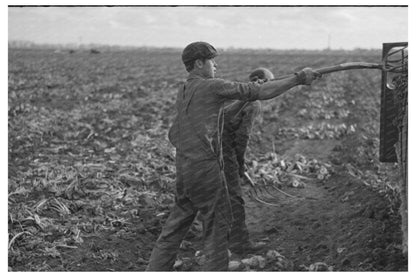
[316,62,382,74]
[272,62,383,80]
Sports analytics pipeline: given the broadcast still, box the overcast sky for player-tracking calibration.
[8,6,408,50]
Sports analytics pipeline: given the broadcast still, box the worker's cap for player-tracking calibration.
[182,42,218,64]
[249,68,275,82]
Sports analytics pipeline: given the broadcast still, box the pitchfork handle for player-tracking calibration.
[272,62,383,81]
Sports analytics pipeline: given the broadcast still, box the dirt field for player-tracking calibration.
[8,48,407,271]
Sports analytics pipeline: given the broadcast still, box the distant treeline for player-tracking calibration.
[8,40,381,56]
[8,40,180,52]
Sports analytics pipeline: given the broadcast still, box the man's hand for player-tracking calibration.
[295,67,322,85]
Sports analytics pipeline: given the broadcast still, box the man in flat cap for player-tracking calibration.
[146,42,320,271]
[222,68,274,255]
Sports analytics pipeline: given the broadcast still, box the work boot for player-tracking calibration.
[229,241,267,255]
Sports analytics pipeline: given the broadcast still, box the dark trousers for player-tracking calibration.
[223,154,250,248]
[146,157,231,271]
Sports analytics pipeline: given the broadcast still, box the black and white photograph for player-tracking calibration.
[7,3,409,272]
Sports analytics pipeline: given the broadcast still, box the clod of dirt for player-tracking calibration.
[308,262,333,271]
[195,254,206,266]
[173,259,183,269]
[241,255,266,269]
[179,240,193,250]
[173,257,193,271]
[265,250,293,271]
[228,260,243,271]
[266,249,285,260]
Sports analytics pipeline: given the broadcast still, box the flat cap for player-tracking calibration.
[249,68,275,82]
[182,41,218,64]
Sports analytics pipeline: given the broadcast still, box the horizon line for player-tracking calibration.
[8,40,384,52]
